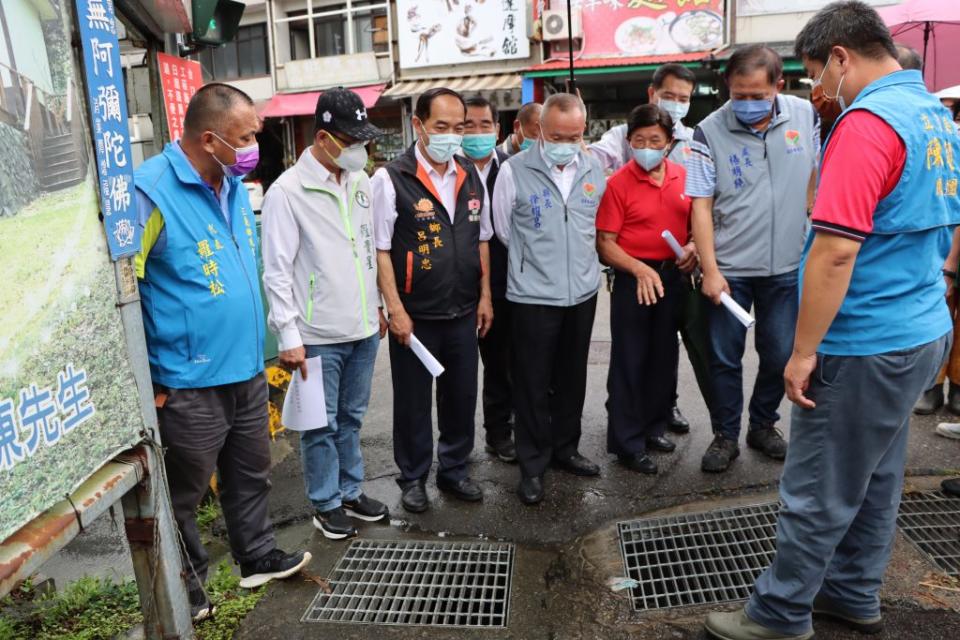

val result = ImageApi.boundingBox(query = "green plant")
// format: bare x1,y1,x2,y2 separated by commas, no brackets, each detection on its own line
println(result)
194,561,267,640
196,499,223,530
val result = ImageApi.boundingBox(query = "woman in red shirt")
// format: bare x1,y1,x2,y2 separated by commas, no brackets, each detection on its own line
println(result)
596,104,697,475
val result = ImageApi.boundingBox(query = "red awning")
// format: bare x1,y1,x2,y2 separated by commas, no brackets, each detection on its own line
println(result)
527,52,710,73
260,84,387,118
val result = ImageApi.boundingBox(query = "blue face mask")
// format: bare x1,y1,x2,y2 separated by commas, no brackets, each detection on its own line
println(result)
731,99,773,125
461,133,497,160
422,132,463,163
633,147,666,172
542,141,579,167
519,137,535,151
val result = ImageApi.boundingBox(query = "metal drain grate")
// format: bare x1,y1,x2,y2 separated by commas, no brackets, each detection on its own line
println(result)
303,540,514,628
897,491,960,576
618,502,779,611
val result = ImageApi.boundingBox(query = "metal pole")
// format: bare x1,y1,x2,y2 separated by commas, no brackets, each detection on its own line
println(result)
565,0,575,93
922,21,931,79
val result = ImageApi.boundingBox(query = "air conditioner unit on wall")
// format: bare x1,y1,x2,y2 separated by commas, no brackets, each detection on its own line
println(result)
542,9,583,42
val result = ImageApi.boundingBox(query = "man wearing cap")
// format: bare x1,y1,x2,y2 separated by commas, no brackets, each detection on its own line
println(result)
460,95,516,464
261,88,390,540
371,87,494,513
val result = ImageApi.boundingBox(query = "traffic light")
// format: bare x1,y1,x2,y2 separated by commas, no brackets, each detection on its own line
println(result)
191,0,245,46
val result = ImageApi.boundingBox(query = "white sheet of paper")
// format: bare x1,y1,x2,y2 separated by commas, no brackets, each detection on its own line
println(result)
409,334,445,377
662,229,756,329
281,356,328,431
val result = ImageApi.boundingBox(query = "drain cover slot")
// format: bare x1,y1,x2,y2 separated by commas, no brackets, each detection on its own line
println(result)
897,491,960,576
303,540,514,627
618,502,779,611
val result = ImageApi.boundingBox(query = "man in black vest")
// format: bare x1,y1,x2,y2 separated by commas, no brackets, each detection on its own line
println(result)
372,88,494,513
460,95,516,463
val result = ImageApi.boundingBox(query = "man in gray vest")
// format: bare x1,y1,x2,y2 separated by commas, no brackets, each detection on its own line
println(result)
492,93,607,505
687,45,819,473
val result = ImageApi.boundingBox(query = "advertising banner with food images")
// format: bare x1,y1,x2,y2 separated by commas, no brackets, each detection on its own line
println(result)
397,0,530,69
562,0,724,58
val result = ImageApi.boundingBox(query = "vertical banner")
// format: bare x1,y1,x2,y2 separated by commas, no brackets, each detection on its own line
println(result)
157,53,203,142
74,0,139,260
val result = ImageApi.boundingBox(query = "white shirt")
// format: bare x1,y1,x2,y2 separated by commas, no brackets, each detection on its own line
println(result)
461,151,500,215
371,144,493,250
492,145,581,247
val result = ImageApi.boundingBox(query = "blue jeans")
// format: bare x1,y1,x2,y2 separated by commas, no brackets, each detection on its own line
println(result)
746,334,949,635
706,270,798,440
301,334,379,512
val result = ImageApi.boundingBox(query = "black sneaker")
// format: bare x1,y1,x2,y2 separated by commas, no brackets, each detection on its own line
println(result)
746,424,788,460
343,494,389,522
313,507,359,539
238,549,312,589
485,437,517,463
701,435,740,473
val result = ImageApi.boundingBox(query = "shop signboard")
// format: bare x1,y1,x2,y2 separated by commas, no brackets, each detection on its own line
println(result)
559,0,725,59
0,0,145,543
397,0,530,69
158,52,203,142
736,0,897,17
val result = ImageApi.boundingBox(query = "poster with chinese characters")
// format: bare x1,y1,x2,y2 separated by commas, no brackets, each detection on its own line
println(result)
0,0,144,542
396,0,530,70
158,53,203,142
76,0,139,260
557,0,725,59
736,0,896,17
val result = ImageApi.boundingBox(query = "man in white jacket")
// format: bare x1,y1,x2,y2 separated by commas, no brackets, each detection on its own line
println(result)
261,88,389,540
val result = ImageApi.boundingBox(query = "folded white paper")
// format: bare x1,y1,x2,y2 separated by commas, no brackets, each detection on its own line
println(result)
281,356,328,431
410,334,445,377
661,229,755,329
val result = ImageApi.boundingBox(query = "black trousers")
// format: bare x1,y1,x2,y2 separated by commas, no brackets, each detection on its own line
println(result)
157,375,275,600
478,297,514,444
607,267,682,456
390,312,478,485
511,294,597,478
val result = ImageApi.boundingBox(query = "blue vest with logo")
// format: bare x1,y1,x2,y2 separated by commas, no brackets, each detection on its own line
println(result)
135,143,265,388
825,70,960,233
808,70,960,355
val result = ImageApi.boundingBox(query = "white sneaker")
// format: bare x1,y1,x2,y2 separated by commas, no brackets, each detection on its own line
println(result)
936,422,960,440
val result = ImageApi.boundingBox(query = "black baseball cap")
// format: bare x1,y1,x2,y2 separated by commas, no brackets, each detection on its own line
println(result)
314,87,382,142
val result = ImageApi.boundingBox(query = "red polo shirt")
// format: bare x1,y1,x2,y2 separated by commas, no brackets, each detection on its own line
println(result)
596,158,691,260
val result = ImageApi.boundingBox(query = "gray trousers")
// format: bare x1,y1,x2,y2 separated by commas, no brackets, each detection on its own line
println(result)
157,374,276,598
746,334,950,635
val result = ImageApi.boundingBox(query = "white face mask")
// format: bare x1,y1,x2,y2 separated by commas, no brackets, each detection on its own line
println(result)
815,54,848,111
657,98,690,123
324,132,368,173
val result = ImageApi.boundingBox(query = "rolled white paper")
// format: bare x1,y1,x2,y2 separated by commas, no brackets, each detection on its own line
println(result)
660,230,756,329
410,334,445,377
720,292,756,328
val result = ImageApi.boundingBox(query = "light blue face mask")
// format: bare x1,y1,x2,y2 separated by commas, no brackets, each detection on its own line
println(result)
731,99,773,125
422,132,463,163
461,133,497,160
633,147,666,172
519,137,535,151
542,141,579,166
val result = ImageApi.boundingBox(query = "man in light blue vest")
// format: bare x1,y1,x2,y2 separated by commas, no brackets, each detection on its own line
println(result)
704,3,960,639
135,83,309,621
492,93,607,505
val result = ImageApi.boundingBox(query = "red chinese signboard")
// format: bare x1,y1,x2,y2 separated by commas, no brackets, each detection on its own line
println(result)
157,52,203,142
551,0,725,59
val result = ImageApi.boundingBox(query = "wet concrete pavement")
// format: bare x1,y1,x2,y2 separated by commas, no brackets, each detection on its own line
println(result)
38,289,960,639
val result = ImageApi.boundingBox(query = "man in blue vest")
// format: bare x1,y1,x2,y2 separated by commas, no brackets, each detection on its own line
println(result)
704,3,960,639
135,83,309,621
